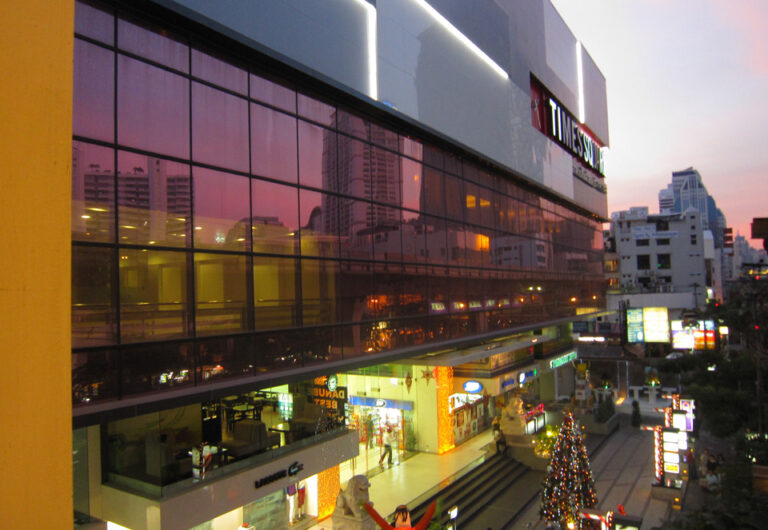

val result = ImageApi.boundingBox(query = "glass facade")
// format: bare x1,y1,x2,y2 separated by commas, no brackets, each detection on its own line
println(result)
72,1,604,407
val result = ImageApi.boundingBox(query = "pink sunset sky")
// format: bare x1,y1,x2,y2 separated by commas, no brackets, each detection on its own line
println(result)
551,0,768,245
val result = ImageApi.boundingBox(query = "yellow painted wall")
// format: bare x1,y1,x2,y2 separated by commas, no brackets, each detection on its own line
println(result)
0,0,74,526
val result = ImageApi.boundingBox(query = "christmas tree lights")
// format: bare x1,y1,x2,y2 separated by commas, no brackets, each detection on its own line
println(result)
540,412,597,529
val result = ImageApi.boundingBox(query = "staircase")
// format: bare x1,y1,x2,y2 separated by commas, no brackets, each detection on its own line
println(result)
408,452,541,529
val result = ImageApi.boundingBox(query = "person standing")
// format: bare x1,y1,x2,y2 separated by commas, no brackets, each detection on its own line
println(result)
380,427,394,468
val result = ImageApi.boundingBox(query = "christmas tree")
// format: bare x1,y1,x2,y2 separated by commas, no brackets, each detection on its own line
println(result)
540,412,597,529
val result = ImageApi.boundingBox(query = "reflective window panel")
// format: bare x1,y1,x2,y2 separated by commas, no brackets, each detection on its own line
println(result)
72,245,116,347
193,167,250,251
72,141,115,242
250,103,298,183
194,252,248,335
192,82,249,172
119,249,189,342
253,256,298,330
73,39,114,142
251,178,299,255
117,151,190,247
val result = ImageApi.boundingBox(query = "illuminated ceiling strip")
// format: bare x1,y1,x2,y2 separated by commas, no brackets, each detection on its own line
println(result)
352,0,378,100
576,41,585,123
411,0,509,80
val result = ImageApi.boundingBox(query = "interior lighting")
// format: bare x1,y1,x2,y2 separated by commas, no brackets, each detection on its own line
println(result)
570,297,577,303
410,0,508,80
87,207,108,212
195,226,203,230
80,214,91,219
351,0,378,99
576,41,585,123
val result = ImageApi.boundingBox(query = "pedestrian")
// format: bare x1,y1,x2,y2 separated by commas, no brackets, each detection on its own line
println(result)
379,426,394,468
685,448,697,480
495,427,508,456
492,416,500,435
706,453,718,474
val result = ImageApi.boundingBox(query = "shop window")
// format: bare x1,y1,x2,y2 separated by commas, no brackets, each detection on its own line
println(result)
637,254,650,270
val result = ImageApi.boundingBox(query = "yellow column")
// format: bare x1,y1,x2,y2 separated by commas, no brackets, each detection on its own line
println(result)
436,366,455,454
317,465,340,521
0,0,74,526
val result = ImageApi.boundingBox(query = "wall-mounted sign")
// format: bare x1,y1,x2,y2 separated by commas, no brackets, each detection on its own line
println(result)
546,97,605,176
518,369,537,385
549,351,578,369
254,461,304,488
462,381,483,393
429,301,447,314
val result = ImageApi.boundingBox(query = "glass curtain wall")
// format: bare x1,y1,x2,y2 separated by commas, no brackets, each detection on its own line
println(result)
72,0,605,406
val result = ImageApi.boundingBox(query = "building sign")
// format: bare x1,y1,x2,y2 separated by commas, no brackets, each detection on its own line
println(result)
643,307,670,343
549,351,578,369
254,461,304,489
429,301,447,314
312,384,347,412
462,380,483,393
627,308,644,343
531,76,605,178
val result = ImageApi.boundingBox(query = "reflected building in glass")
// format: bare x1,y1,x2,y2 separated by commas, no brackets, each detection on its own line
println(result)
56,0,613,528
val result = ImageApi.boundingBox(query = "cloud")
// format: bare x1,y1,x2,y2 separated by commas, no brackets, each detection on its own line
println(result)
712,0,768,76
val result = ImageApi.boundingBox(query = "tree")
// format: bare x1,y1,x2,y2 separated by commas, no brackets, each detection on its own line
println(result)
540,412,597,528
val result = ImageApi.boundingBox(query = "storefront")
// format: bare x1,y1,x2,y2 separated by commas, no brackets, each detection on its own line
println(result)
449,379,493,445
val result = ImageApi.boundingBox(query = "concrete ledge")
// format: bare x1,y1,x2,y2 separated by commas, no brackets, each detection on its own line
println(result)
651,483,685,507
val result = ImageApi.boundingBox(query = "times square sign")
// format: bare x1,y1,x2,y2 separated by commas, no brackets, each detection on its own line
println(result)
547,96,605,176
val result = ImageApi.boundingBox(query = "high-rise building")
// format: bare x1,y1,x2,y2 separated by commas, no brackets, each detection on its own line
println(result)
3,1,610,528
658,167,726,247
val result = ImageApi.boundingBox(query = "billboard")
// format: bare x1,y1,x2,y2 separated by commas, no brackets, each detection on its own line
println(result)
627,308,644,343
627,307,669,343
671,320,715,350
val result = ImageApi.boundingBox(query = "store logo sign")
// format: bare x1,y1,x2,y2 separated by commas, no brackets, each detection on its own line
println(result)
463,381,482,393
375,399,387,408
547,98,605,176
254,461,304,489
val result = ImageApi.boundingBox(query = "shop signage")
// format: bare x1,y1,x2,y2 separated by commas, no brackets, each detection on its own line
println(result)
429,301,447,314
462,381,483,393
484,299,496,309
312,384,347,411
518,369,537,385
254,461,304,489
350,396,414,411
468,300,483,310
524,403,545,420
549,351,578,369
547,97,605,176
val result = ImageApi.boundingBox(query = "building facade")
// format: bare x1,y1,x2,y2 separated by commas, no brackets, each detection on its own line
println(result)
3,1,610,528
